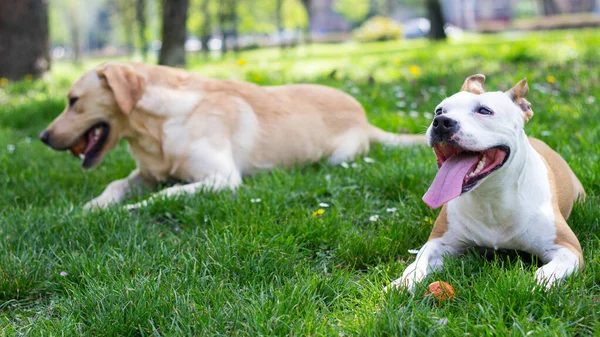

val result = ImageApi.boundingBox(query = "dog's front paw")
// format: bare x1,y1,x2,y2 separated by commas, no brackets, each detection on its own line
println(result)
385,263,425,293
534,265,568,290
83,199,110,212
385,277,416,293
534,253,579,290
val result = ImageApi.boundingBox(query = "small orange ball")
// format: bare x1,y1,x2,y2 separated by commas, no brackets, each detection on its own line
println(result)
70,137,87,157
424,281,455,301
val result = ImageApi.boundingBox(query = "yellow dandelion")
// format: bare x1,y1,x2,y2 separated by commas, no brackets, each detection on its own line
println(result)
312,209,325,217
237,58,247,66
0,78,8,86
546,75,556,84
24,74,33,81
409,65,421,77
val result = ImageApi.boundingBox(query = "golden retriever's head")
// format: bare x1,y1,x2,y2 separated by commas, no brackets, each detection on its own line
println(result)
40,62,145,169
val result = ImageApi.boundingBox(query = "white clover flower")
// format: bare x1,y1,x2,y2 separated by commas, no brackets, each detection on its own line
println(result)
586,96,595,104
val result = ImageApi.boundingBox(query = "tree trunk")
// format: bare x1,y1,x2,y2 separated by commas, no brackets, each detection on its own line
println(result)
124,17,135,57
300,0,312,44
0,0,50,81
232,0,238,54
276,0,284,49
200,0,211,57
159,0,189,67
136,0,148,61
426,0,446,40
218,1,228,55
67,4,82,66
538,0,560,15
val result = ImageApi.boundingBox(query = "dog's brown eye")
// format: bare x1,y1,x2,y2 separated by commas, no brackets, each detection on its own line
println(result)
69,97,78,106
477,106,493,115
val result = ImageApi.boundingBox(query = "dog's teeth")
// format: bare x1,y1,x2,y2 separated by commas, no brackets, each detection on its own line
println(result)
79,154,85,160
468,155,487,178
94,128,101,136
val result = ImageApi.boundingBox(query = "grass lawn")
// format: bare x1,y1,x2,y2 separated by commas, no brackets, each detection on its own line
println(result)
1,30,599,335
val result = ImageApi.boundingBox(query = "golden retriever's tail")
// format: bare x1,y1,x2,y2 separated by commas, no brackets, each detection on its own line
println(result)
367,125,427,147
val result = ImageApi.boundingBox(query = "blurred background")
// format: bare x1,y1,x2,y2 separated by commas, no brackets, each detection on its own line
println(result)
1,0,600,81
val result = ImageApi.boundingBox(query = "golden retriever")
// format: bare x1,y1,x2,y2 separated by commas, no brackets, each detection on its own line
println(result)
40,62,425,210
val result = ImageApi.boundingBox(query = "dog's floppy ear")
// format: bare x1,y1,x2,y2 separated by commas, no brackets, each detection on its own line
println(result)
506,78,533,123
97,63,145,114
461,74,486,94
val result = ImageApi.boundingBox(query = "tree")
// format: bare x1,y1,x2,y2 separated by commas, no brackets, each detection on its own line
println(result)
425,0,446,40
112,0,136,57
50,0,109,64
136,0,149,61
67,1,82,64
236,0,277,35
159,0,189,67
217,0,238,54
281,0,308,47
333,0,370,27
276,0,284,48
199,0,212,56
231,0,239,53
0,0,50,80
537,0,560,15
299,0,312,44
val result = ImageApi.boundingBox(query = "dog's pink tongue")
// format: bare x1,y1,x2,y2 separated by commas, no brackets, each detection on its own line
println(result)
422,153,480,209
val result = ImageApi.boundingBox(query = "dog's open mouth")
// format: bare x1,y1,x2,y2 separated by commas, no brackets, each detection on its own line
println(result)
422,142,510,209
69,122,110,169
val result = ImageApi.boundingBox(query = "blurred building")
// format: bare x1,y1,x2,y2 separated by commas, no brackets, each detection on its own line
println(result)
310,0,350,34
443,0,599,30
442,0,517,30
309,0,422,36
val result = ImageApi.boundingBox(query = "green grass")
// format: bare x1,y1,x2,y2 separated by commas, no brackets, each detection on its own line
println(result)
1,30,599,335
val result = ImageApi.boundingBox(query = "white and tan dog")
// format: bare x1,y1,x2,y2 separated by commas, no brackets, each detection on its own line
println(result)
40,62,425,210
389,74,585,291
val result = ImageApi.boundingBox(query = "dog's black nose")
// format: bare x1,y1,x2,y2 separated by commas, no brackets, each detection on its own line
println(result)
39,130,51,145
432,116,459,138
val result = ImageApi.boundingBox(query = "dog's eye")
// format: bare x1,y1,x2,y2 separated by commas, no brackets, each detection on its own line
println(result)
477,106,493,115
435,108,443,115
69,97,79,106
